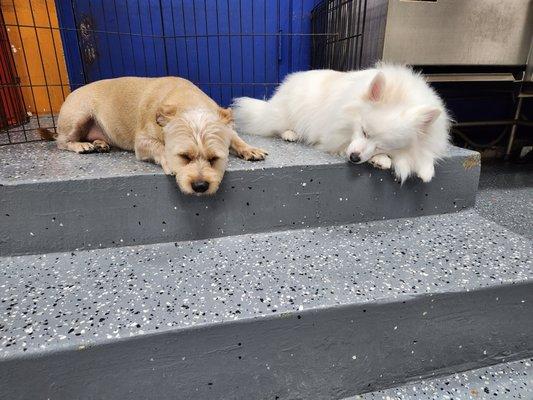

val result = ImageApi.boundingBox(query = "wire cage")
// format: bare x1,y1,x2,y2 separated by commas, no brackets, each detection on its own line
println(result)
311,0,367,71
0,0,372,146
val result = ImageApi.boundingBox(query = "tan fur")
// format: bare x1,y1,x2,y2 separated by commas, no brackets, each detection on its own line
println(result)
44,76,267,195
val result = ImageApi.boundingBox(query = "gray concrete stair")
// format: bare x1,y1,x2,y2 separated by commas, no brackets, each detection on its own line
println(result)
0,211,531,399
0,137,480,256
350,357,533,399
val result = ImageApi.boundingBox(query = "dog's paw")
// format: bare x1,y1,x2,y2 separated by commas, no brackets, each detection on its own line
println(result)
92,140,110,153
238,146,268,161
72,142,96,154
417,164,435,183
159,155,174,175
392,158,412,184
281,130,299,142
369,154,392,170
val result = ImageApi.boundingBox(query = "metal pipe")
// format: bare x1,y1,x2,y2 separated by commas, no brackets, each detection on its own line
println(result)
525,37,533,82
454,119,532,128
505,96,524,159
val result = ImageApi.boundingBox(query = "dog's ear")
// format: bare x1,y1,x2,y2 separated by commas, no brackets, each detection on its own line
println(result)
367,72,385,102
218,107,233,124
413,106,441,132
156,104,177,127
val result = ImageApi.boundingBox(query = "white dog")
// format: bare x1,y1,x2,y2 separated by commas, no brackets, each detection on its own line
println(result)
232,64,450,182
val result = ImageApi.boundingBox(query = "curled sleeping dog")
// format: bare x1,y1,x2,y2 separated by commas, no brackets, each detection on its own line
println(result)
233,64,450,183
40,77,267,195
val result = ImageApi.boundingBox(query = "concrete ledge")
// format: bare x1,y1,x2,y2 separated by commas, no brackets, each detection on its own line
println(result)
0,212,530,399
0,137,480,256
1,285,531,400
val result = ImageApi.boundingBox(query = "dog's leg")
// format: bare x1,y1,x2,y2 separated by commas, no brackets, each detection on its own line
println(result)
56,115,101,154
281,130,300,142
391,156,412,184
230,132,268,161
369,154,392,170
135,137,172,175
57,141,97,154
85,122,110,152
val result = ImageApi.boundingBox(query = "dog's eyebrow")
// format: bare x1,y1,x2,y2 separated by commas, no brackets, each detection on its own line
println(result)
177,151,196,159
204,151,222,159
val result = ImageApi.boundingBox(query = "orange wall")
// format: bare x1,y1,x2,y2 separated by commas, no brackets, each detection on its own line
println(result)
1,0,70,115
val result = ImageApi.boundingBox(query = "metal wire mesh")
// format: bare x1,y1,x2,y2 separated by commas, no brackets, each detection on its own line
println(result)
311,0,367,71
0,0,366,146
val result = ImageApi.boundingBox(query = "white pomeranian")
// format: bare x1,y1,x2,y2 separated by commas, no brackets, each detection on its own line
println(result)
232,64,450,182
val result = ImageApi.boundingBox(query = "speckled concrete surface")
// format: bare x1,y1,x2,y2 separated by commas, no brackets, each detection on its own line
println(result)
0,136,336,184
351,358,533,399
0,138,472,185
0,210,530,358
475,163,533,239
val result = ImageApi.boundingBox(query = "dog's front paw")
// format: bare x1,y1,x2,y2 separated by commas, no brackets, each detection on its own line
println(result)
159,156,174,175
238,146,268,161
416,164,435,183
369,154,392,170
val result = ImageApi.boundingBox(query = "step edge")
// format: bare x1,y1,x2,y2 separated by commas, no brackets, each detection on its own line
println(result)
1,279,530,363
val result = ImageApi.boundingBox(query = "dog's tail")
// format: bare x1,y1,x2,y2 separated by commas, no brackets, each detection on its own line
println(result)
232,97,285,137
38,128,57,141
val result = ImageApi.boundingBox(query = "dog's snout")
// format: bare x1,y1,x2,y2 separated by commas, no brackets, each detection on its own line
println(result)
191,180,210,193
349,153,361,164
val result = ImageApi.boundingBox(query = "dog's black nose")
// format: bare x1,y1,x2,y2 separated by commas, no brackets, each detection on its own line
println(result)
192,181,209,193
349,153,361,164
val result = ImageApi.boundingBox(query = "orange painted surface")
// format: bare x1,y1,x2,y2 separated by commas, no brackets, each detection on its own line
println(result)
1,0,70,115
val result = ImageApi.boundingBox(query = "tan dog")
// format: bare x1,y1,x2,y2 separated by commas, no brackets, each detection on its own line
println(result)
39,77,267,195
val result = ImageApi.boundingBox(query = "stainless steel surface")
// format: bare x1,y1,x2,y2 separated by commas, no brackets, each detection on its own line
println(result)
382,0,533,66
425,73,517,83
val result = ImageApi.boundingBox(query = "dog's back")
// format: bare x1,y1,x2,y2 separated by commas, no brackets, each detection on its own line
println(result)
54,77,219,150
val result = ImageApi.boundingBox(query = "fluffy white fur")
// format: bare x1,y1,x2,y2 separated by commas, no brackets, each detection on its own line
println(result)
232,64,450,182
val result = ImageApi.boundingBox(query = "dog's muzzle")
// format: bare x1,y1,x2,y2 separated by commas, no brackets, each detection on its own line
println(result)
349,153,361,164
191,180,210,193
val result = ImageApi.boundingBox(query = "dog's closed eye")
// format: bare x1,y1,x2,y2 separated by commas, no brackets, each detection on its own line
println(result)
179,153,193,163
208,156,219,166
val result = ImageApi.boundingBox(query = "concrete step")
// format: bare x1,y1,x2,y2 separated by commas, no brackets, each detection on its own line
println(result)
350,357,533,399
0,211,531,400
0,137,480,256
